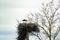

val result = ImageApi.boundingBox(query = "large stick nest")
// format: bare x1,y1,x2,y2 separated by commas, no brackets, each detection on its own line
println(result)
18,23,39,32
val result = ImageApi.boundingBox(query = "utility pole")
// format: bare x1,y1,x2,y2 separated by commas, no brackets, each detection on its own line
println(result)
26,32,29,40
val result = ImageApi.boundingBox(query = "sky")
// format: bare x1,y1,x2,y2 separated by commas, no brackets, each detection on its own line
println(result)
0,0,59,40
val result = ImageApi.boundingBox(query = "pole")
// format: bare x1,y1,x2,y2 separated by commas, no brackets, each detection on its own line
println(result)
26,32,29,40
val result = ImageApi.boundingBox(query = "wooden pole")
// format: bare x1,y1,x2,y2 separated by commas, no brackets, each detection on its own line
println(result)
26,32,29,40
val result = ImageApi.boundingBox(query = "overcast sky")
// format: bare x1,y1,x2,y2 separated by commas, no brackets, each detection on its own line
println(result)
0,0,53,31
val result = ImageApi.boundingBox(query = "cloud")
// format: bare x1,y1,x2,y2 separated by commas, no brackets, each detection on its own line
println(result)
0,0,44,9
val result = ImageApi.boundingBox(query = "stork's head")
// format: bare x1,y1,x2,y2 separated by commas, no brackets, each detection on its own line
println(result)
22,19,27,21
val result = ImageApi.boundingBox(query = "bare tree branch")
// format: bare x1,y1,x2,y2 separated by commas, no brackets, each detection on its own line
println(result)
31,32,41,40
16,19,20,23
54,27,60,40
38,24,50,37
